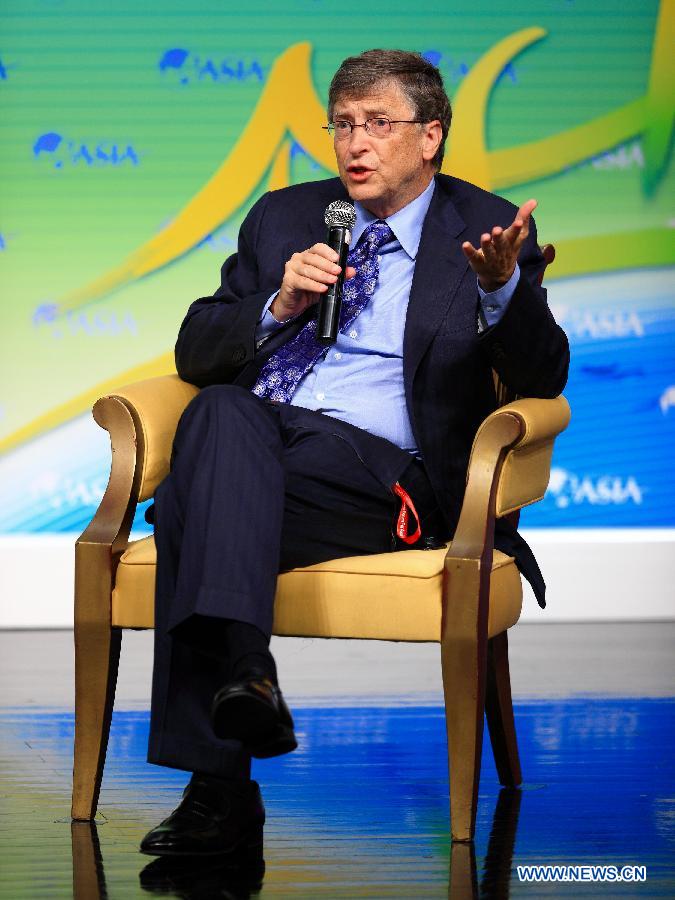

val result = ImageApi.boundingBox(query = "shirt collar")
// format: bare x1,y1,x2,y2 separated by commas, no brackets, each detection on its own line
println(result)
351,177,436,260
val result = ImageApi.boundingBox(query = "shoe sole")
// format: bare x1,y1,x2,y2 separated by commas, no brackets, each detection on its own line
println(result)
140,825,264,858
212,691,297,759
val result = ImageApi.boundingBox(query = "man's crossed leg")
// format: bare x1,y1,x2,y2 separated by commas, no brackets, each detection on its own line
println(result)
141,385,443,858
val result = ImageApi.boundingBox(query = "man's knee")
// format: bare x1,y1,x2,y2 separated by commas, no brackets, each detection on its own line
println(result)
179,384,270,430
175,384,281,462
186,383,261,415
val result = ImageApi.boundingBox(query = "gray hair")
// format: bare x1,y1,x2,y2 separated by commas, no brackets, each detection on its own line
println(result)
328,49,452,169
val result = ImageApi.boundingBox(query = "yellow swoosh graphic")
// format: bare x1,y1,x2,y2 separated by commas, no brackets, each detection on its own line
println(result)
58,4,672,314
2,226,668,456
3,2,672,454
0,353,175,455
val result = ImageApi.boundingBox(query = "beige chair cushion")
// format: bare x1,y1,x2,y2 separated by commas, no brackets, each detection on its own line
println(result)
112,537,522,640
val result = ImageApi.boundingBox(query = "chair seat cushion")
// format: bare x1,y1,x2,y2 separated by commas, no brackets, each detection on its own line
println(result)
112,537,522,641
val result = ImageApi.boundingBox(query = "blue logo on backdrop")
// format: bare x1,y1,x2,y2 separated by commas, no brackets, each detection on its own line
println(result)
592,142,644,172
32,303,138,339
197,231,237,253
0,56,15,81
523,274,675,528
290,141,321,171
551,303,645,341
158,48,266,85
30,471,108,516
660,385,675,415
33,133,140,169
546,468,644,510
422,50,517,85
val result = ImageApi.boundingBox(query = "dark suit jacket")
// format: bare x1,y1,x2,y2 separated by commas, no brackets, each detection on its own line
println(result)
174,173,570,605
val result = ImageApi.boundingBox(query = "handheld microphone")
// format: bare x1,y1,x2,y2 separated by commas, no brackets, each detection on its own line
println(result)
317,200,356,345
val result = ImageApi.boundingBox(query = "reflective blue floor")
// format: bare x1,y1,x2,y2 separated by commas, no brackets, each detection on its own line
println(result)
1,698,674,897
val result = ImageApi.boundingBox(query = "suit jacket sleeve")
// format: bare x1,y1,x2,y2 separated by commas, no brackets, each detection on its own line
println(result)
175,192,284,387
478,217,569,398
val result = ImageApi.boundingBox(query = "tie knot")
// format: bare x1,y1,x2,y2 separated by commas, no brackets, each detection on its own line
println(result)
362,220,394,250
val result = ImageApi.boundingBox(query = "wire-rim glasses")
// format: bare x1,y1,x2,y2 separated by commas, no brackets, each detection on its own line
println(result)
323,117,425,139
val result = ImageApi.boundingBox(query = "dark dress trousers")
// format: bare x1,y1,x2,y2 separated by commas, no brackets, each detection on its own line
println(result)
147,173,569,778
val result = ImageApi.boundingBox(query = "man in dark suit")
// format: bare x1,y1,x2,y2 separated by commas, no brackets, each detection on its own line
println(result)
140,49,569,859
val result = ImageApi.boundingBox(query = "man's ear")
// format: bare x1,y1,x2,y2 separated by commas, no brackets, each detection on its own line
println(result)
422,120,443,162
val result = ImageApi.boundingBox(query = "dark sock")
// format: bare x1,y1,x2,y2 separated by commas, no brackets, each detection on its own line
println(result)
192,771,251,793
225,620,278,684
172,616,277,683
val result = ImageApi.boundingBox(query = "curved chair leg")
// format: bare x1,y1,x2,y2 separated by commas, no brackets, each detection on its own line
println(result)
71,543,121,821
441,557,489,843
485,631,522,787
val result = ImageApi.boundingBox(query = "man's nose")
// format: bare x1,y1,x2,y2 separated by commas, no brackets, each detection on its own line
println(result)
347,124,371,153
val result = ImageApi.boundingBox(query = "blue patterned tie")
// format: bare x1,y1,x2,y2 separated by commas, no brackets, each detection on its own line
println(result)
252,220,394,403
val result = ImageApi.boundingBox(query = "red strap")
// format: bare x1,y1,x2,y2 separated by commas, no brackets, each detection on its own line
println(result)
393,482,421,545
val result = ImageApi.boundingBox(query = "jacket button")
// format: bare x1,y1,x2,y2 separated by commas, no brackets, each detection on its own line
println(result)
232,345,246,363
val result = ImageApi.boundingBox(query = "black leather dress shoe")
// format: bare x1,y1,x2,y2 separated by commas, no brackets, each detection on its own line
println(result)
211,674,297,759
139,775,265,857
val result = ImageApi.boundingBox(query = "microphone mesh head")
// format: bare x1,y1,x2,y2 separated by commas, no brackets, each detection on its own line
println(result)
324,200,356,229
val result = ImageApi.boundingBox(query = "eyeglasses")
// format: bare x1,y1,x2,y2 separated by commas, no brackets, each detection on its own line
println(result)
323,117,425,139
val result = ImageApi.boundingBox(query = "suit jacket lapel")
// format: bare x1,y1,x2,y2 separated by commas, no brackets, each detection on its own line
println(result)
403,180,469,391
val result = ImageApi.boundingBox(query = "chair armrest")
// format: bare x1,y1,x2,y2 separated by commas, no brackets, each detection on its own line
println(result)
487,396,571,516
77,374,199,550
449,396,570,562
105,375,200,502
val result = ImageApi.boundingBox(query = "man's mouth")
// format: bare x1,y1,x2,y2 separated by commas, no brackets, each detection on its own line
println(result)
347,165,374,181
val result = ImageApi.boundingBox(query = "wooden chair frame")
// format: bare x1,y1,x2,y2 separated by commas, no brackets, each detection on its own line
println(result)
71,241,567,843
71,382,569,843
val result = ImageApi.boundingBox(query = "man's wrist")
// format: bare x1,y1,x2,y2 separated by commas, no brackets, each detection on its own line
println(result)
255,293,293,343
478,273,511,294
476,263,520,330
270,296,294,323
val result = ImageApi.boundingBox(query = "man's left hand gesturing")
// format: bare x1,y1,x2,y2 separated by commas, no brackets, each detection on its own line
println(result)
461,198,537,293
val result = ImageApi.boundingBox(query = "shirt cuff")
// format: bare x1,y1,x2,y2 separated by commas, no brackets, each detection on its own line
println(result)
477,263,520,329
255,293,289,342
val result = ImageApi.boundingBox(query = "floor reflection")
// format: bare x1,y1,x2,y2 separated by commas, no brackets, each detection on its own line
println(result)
449,789,521,900
138,854,265,899
71,820,106,900
72,819,265,898
5,699,674,896
72,788,522,899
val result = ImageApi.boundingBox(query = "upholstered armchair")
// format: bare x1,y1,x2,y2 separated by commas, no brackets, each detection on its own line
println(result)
71,364,569,841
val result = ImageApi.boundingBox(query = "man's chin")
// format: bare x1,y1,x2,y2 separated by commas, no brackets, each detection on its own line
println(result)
342,180,382,205
338,173,392,216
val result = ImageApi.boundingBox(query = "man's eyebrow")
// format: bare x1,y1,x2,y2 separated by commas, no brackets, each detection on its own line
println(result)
333,104,392,120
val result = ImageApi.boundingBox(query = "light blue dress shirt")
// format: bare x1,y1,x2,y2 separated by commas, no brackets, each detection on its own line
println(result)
255,178,518,454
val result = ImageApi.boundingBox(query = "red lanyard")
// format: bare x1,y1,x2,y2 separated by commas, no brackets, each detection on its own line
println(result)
393,482,421,545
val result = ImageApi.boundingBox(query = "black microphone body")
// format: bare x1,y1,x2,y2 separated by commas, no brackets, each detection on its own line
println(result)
317,200,356,345
317,224,350,345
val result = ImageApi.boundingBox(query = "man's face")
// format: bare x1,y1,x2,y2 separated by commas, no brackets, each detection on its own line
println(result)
331,80,442,219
